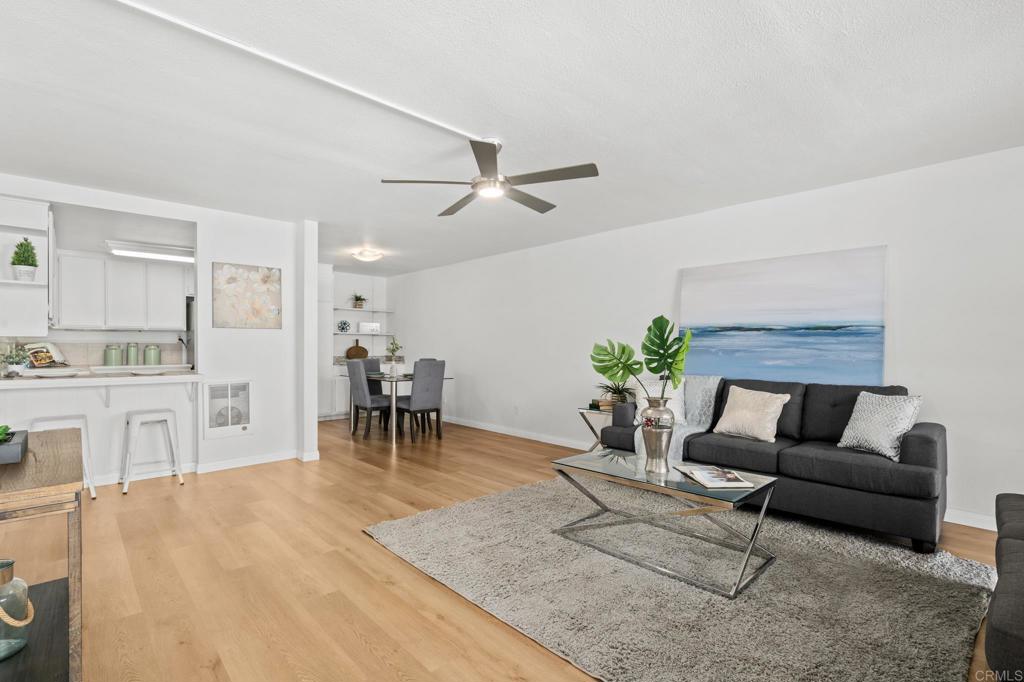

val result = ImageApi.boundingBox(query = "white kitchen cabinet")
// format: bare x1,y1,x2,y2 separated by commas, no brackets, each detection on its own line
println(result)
58,253,106,328
105,259,147,328
146,262,186,329
55,250,186,330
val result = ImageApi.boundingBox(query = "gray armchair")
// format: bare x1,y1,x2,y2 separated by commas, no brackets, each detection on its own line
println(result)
600,402,638,450
396,359,445,442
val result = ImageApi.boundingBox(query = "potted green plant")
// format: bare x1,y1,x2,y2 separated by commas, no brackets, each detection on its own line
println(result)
596,381,637,403
10,238,38,282
591,315,692,474
1,346,30,375
385,337,403,363
351,292,367,309
0,423,29,464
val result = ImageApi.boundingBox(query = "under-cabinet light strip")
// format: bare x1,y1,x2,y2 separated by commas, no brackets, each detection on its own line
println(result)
107,0,482,141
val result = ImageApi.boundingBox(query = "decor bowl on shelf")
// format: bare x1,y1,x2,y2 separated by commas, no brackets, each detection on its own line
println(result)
337,320,351,333
10,238,37,282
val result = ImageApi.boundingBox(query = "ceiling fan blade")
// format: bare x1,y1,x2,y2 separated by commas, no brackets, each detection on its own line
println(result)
506,163,598,186
438,192,477,216
505,187,556,214
469,139,499,178
381,179,471,185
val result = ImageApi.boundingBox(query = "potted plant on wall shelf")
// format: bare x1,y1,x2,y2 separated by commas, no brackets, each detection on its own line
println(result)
10,238,38,282
351,292,367,309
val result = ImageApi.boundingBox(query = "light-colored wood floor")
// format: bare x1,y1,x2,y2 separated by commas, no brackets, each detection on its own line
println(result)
0,419,998,681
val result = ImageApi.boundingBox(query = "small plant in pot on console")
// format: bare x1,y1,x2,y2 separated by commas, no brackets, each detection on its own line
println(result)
591,316,692,476
10,238,38,282
596,381,636,403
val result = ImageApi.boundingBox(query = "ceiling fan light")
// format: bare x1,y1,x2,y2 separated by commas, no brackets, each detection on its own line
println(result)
475,179,505,198
352,248,383,262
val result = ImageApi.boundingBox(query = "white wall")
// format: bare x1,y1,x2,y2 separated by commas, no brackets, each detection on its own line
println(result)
389,145,1024,529
0,172,307,473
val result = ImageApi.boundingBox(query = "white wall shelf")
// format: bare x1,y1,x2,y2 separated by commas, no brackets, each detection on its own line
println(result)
334,332,394,337
333,307,392,313
0,279,47,287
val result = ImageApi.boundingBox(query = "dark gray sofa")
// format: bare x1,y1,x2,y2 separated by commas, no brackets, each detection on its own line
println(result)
599,378,947,552
986,493,1024,677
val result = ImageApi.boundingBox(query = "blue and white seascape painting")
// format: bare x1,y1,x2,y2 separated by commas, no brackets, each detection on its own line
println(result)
678,246,885,385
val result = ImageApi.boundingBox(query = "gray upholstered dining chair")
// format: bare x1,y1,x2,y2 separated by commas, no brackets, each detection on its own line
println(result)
347,360,391,439
363,358,386,425
395,359,445,442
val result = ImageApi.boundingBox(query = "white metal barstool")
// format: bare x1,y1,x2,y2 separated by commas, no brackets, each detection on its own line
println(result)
29,414,97,499
119,409,185,494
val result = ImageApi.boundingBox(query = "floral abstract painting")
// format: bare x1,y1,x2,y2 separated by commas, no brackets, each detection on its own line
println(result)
678,246,885,384
212,262,282,329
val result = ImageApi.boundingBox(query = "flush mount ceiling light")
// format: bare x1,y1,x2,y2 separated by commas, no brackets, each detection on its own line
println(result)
352,248,384,262
106,240,195,263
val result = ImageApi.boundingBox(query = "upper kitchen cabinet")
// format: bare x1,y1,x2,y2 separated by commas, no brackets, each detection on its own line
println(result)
0,195,49,336
145,261,186,329
105,258,147,328
57,252,106,328
55,252,189,330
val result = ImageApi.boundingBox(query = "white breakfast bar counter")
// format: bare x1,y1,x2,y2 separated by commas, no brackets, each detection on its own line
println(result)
0,371,203,486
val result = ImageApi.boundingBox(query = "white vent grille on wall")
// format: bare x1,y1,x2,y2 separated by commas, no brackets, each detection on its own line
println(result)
204,380,252,439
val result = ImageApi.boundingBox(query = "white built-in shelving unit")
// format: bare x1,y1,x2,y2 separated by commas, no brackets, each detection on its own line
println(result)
0,194,51,335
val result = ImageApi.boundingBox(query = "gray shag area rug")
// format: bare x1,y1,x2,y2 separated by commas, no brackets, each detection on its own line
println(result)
365,478,995,682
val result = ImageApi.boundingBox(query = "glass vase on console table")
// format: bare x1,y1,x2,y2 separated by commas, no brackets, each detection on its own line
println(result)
640,398,674,476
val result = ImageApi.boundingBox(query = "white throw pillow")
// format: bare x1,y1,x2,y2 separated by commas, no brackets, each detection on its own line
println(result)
838,392,922,462
713,386,791,443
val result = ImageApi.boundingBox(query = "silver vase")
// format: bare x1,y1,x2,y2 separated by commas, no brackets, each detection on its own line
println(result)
640,397,674,476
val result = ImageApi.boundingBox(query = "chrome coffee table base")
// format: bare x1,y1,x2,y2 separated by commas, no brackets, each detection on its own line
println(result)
553,470,776,599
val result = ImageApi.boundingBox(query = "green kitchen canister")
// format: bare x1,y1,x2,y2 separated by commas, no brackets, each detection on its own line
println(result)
143,344,161,366
103,344,121,366
126,343,139,366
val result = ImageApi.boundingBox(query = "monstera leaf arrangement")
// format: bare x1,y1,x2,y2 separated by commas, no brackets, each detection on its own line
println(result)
591,315,693,399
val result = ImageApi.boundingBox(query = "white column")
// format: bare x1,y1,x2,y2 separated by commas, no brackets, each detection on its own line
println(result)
298,219,320,461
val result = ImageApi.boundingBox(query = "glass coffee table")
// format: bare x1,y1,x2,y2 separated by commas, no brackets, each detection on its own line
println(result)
551,448,777,599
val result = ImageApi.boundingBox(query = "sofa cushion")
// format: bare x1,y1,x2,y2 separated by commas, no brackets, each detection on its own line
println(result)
712,379,806,440
802,383,909,442
778,441,940,499
987,538,1024,676
601,425,637,451
996,493,1024,541
686,433,796,474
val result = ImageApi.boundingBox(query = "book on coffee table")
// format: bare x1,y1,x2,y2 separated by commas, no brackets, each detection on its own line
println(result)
675,464,754,489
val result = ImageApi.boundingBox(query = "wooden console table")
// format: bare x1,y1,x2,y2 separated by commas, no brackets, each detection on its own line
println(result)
0,429,83,681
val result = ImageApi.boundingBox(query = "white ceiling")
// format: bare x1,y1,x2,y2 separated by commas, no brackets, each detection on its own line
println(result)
1,1,1022,275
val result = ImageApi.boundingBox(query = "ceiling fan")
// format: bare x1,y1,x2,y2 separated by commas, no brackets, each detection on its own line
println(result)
381,139,598,216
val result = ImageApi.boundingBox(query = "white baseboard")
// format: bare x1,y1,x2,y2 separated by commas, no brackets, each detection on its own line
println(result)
443,416,592,451
318,412,349,421
944,508,997,531
92,462,198,487
299,449,320,462
196,450,297,474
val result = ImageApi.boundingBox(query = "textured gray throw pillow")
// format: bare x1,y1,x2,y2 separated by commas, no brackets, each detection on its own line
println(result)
838,391,922,461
